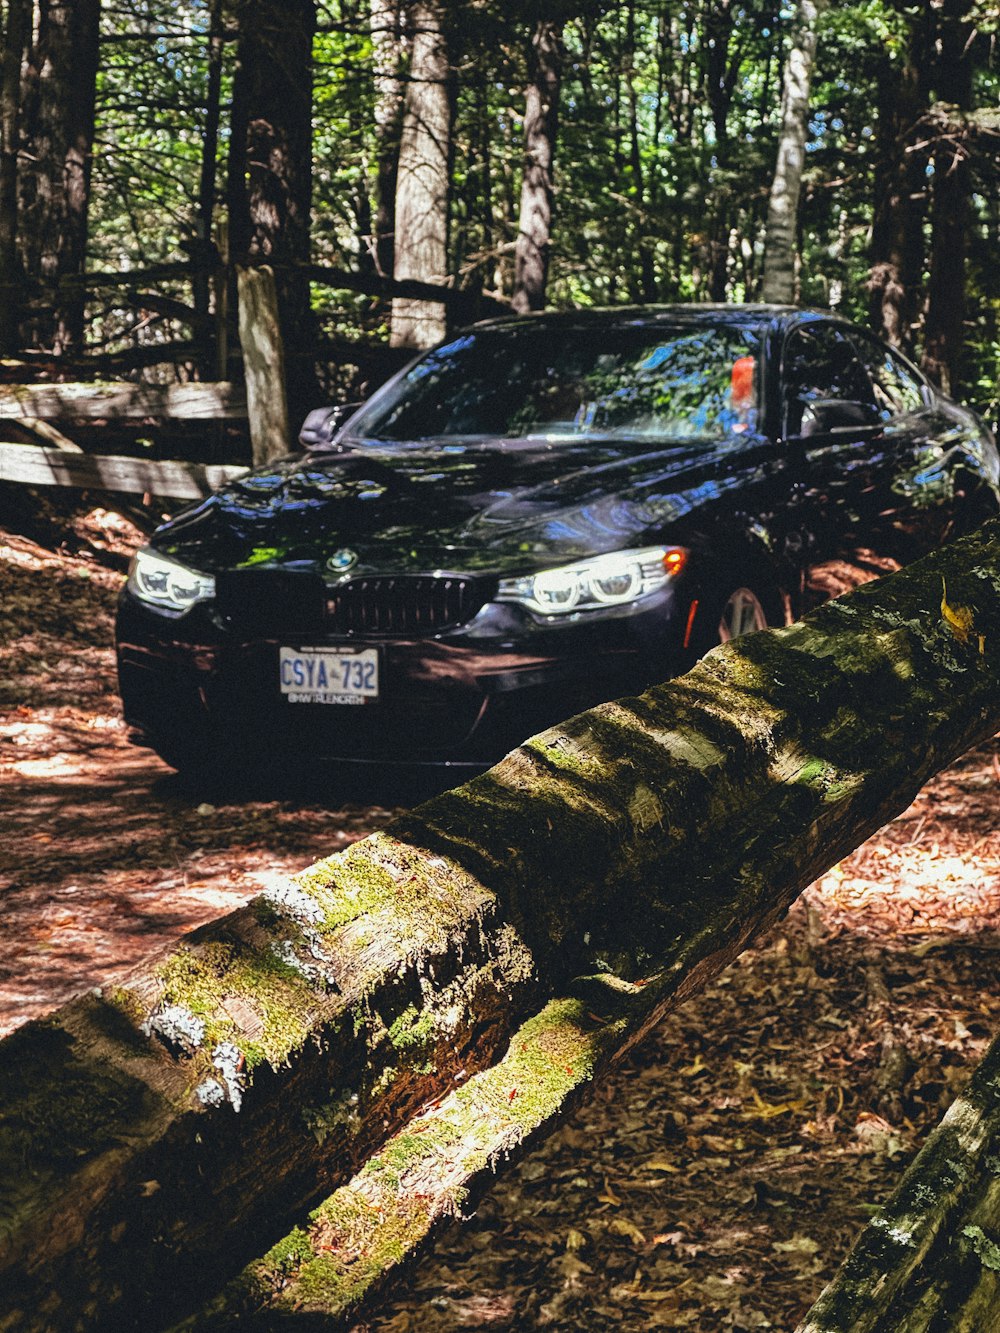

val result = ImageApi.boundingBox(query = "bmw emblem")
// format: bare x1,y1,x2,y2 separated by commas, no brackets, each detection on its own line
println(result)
326,547,359,573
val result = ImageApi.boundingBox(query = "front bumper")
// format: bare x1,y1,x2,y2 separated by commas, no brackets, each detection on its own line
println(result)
116,586,692,768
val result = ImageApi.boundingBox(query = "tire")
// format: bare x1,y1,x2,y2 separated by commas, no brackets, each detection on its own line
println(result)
716,586,771,642
686,576,783,662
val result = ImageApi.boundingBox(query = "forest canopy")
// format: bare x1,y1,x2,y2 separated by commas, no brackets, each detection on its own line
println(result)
0,0,997,418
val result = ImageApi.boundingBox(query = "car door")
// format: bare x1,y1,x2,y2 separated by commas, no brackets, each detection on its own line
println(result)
844,329,988,554
779,320,887,581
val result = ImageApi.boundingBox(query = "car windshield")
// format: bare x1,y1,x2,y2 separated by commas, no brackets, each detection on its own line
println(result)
345,322,762,445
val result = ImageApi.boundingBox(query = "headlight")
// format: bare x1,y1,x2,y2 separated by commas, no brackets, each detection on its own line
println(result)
497,546,687,616
127,548,215,613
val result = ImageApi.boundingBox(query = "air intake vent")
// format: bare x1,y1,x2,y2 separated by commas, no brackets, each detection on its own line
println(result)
215,569,326,636
327,575,492,636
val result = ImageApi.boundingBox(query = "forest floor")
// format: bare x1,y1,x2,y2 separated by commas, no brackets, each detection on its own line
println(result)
1,503,999,1332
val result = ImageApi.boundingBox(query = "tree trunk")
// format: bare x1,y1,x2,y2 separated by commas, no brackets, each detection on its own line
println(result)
192,0,226,375
867,24,928,353
390,0,451,349
921,0,975,396
0,0,31,355
16,0,100,355
3,517,1000,1332
797,1034,1000,1332
229,0,316,410
761,0,825,304
370,0,405,280
237,264,290,464
512,19,563,314
702,0,737,301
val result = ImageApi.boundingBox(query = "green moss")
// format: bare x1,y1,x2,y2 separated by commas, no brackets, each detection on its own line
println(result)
963,1225,1000,1272
156,941,317,1068
222,1225,315,1311
523,732,603,777
293,849,415,933
251,898,281,930
104,986,146,1027
273,1191,434,1314
388,1004,437,1052
262,1226,314,1277
796,757,828,785
360,1121,460,1189
369,1065,398,1099
302,1090,361,1145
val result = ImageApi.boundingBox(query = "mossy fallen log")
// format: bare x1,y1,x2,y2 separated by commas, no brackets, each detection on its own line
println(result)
796,1034,1000,1332
1,517,999,1332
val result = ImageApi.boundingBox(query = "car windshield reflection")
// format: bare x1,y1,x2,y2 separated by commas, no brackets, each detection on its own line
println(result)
345,324,762,447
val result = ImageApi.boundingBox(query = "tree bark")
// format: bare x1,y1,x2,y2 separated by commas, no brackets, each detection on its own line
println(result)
390,0,451,349
761,0,825,305
921,1,975,396
198,517,1000,1328
0,0,31,355
16,0,100,355
229,0,317,409
237,263,290,464
512,19,563,314
370,0,405,280
192,0,226,375
3,518,1000,1331
867,12,929,352
797,1035,1000,1332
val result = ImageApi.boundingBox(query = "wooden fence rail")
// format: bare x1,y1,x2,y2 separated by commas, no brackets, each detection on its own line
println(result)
1,518,999,1331
0,443,248,500
0,381,247,421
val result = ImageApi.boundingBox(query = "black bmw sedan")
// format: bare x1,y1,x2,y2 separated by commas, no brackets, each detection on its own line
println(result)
116,305,1000,774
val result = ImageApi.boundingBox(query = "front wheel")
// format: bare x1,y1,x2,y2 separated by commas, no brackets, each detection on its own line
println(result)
684,577,784,664
717,586,770,642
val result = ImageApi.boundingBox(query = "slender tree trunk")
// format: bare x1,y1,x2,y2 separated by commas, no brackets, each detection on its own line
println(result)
229,0,316,412
476,74,495,291
761,0,825,304
17,0,100,355
0,0,31,355
624,0,657,302
704,0,736,301
921,0,975,396
370,0,404,279
390,0,451,349
193,0,226,376
512,19,563,314
868,25,928,353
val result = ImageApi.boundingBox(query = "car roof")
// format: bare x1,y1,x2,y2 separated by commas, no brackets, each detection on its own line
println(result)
468,303,810,337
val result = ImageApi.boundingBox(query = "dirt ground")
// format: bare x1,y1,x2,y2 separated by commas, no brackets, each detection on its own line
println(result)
1,506,998,1331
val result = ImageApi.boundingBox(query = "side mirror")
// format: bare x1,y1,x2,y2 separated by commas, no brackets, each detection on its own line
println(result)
796,398,883,438
298,403,362,450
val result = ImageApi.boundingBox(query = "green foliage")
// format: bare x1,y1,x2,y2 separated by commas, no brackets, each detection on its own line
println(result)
25,0,1000,396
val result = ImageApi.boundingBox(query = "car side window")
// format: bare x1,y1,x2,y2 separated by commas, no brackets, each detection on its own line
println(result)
848,333,926,420
781,324,876,436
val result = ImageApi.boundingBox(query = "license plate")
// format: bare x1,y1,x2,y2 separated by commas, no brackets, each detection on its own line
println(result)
279,646,379,704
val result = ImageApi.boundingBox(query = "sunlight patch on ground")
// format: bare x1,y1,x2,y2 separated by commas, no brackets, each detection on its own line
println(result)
6,753,84,779
809,835,1000,939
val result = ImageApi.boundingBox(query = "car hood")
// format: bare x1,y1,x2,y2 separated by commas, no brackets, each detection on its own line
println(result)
153,435,767,576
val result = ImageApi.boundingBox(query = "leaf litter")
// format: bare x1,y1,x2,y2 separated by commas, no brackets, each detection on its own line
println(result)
0,515,998,1331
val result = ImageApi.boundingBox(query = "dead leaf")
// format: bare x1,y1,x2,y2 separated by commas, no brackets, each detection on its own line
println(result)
772,1234,820,1256
941,577,977,647
597,1178,623,1206
608,1217,647,1245
643,1157,680,1174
